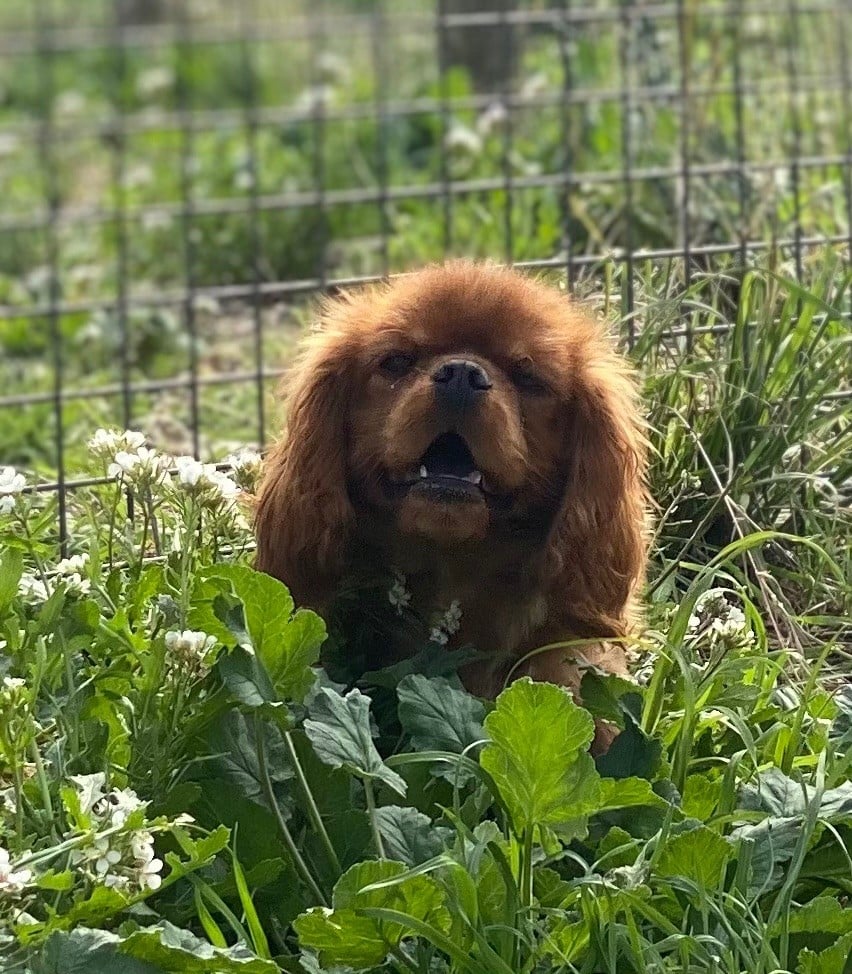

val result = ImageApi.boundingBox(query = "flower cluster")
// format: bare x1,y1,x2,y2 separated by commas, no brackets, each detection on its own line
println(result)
172,456,240,505
0,846,31,897
164,628,217,678
429,600,463,647
224,448,263,492
388,570,412,616
687,588,755,656
18,553,91,605
66,773,164,893
87,428,146,460
0,465,26,515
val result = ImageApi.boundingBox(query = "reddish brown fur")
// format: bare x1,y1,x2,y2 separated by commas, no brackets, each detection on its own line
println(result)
255,260,649,724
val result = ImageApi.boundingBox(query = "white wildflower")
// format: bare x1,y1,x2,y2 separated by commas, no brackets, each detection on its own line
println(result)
171,457,240,504
388,571,412,616
444,122,483,157
88,428,146,459
173,455,205,487
429,600,463,645
107,446,168,488
1,788,16,816
0,846,32,895
2,677,25,692
0,466,26,514
18,573,50,604
102,787,145,827
442,600,462,636
165,629,217,675
224,448,263,491
429,627,449,646
68,772,108,816
136,65,174,99
131,830,163,891
687,588,754,654
54,553,91,597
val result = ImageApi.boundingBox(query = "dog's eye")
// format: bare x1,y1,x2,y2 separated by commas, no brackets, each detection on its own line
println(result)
379,352,415,378
511,362,547,394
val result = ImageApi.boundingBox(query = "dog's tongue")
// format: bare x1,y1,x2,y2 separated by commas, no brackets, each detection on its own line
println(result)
421,433,476,477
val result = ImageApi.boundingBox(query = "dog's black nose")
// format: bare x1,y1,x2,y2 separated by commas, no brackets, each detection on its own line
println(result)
432,359,492,411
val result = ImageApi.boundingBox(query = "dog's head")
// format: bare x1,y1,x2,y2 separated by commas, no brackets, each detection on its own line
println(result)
256,260,647,623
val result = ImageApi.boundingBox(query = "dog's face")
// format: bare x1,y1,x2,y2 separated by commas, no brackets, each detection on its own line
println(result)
255,260,647,619
345,276,577,546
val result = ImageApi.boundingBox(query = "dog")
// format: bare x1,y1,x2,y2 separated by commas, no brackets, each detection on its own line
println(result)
255,260,648,743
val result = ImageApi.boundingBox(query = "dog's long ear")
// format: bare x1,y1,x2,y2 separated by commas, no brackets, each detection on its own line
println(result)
254,326,356,608
549,347,649,635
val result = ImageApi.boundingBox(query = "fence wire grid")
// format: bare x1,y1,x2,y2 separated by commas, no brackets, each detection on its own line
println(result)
0,0,851,548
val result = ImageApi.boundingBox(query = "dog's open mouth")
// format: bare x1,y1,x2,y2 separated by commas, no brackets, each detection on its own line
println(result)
388,433,486,501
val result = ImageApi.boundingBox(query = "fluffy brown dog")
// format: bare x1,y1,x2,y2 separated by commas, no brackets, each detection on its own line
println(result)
255,260,648,716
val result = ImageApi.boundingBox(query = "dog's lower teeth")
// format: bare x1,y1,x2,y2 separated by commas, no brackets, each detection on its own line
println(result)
419,466,428,479
466,471,483,485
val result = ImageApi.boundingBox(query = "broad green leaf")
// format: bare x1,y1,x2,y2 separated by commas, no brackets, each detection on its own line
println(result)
541,917,590,964
374,805,454,865
397,674,486,754
120,921,280,972
202,564,325,702
771,895,852,936
741,768,852,822
201,711,295,812
294,860,449,970
34,929,158,974
218,645,278,708
682,774,721,821
740,767,808,816
598,777,668,811
304,687,406,797
729,816,801,896
797,931,852,974
657,826,732,890
594,717,662,780
480,678,599,833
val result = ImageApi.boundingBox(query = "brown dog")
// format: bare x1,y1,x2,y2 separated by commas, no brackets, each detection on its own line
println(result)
255,261,648,727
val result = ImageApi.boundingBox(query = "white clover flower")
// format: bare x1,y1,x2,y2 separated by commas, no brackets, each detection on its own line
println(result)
0,466,26,514
388,571,412,616
0,846,32,895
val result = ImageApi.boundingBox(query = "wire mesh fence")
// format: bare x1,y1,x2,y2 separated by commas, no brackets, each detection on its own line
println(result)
0,0,850,547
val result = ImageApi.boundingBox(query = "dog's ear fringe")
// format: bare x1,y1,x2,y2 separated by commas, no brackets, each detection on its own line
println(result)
547,341,651,636
254,321,356,608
